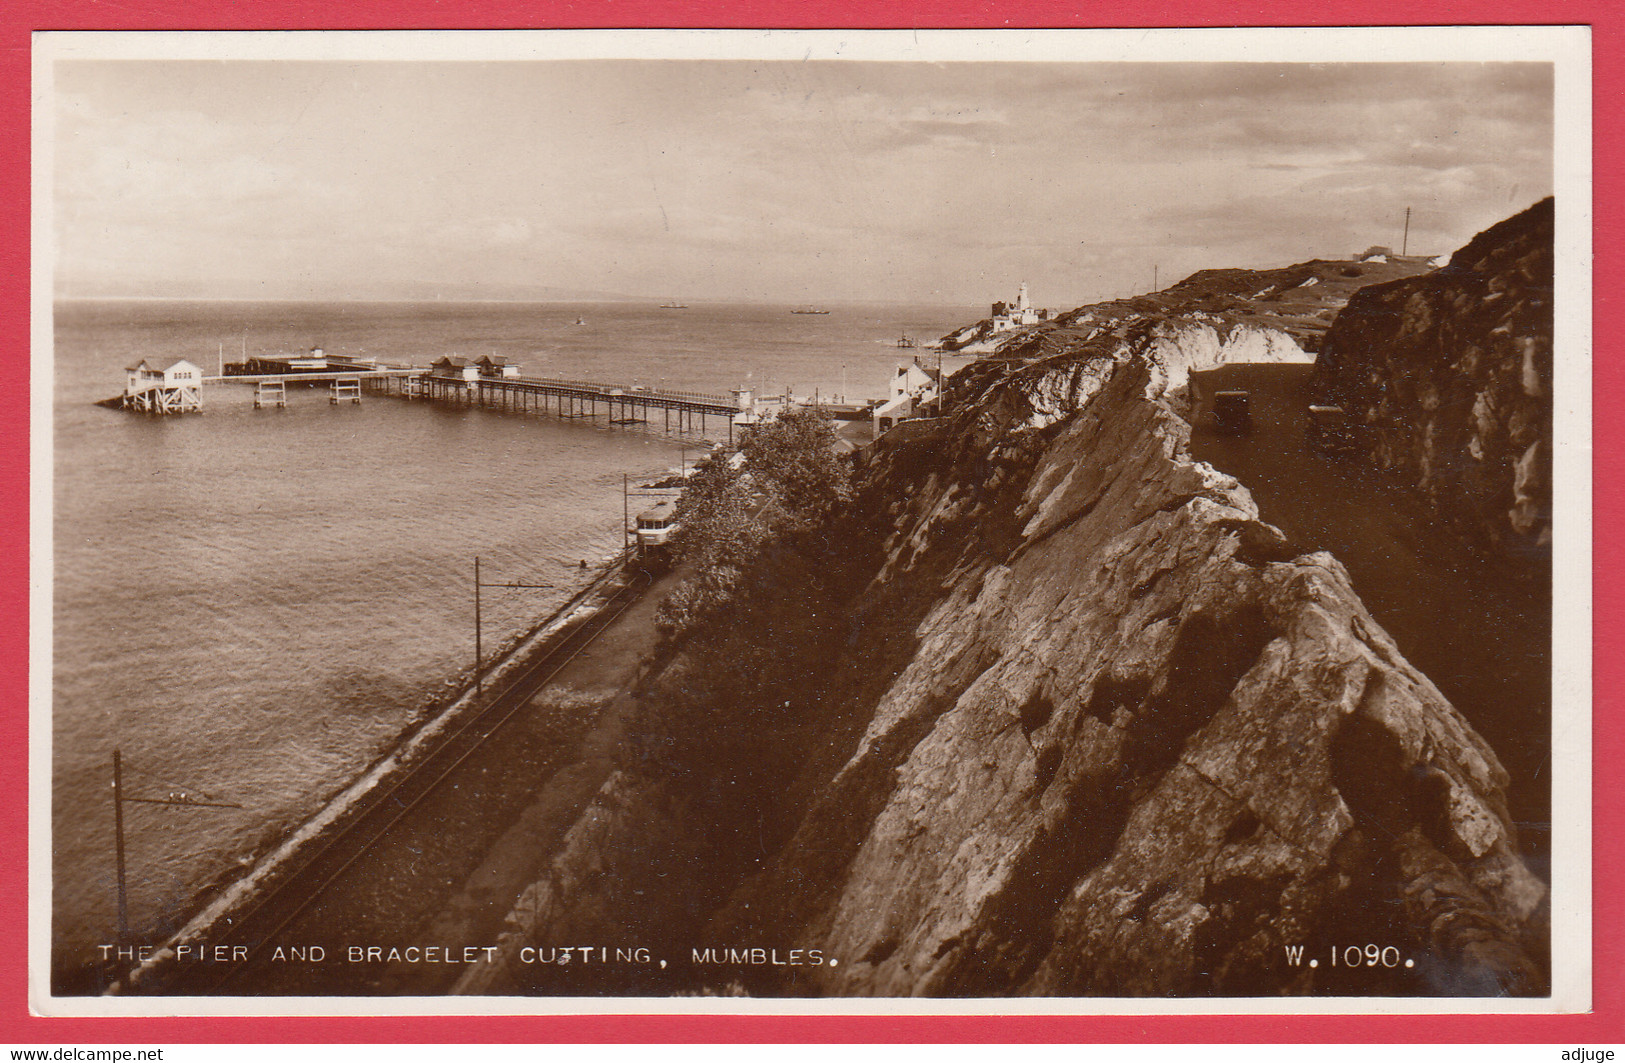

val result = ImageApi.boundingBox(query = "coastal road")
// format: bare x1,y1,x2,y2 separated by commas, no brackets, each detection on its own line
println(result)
1188,364,1551,873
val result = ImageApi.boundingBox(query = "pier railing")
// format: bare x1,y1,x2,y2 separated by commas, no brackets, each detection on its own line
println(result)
519,377,732,406
103,365,742,426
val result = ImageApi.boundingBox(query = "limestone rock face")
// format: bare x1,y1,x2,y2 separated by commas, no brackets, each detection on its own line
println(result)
940,252,1437,358
1316,198,1553,566
718,357,1544,997
467,224,1548,999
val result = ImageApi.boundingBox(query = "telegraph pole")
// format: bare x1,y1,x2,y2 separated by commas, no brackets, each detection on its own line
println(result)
937,347,944,415
472,559,556,697
111,750,243,949
1402,206,1412,256
1153,264,1159,292
112,750,129,944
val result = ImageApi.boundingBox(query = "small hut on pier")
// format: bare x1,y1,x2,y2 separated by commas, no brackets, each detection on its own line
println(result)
476,355,521,379
430,356,480,383
121,358,204,414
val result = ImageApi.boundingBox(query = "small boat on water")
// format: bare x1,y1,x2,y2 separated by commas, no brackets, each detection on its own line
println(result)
572,317,586,325
660,302,689,309
896,332,918,348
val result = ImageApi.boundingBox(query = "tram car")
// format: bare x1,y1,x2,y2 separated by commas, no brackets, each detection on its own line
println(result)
634,501,680,569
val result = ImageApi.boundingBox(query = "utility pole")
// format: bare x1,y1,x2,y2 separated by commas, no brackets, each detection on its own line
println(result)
472,560,556,697
110,750,243,949
1402,206,1412,256
624,474,630,551
1153,264,1159,292
937,347,944,416
112,750,129,944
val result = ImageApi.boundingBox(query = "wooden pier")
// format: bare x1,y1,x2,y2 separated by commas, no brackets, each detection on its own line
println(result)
253,380,285,409
99,358,209,414
99,367,423,415
117,382,202,415
99,361,746,443
388,374,744,443
229,369,418,412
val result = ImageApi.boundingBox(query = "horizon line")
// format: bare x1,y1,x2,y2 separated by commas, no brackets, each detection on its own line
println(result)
51,294,989,309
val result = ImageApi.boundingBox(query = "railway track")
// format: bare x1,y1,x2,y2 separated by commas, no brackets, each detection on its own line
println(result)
125,567,652,996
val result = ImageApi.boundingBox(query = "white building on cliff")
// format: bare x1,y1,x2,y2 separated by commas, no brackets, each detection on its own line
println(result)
989,283,1050,332
871,358,943,435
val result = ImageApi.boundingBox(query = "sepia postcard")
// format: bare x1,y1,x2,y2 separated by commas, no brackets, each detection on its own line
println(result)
29,25,1592,1020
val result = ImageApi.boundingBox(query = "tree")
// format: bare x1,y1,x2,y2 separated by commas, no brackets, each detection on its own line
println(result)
739,408,851,523
671,452,760,569
655,453,762,637
655,411,852,641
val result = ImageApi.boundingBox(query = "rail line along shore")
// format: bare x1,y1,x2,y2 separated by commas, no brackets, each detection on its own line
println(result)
95,552,651,996
42,43,1584,1018
65,200,1559,1001
438,202,1554,999
55,301,970,994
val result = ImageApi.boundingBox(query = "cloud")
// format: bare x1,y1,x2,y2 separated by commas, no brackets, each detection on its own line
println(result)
54,89,342,240
1015,63,1552,174
50,58,1558,304
744,80,1013,156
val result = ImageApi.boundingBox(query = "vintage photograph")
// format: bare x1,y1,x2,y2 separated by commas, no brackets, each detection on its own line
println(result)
34,28,1588,1010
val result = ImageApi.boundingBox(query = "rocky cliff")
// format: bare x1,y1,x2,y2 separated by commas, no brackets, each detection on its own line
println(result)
716,356,1544,996
941,252,1440,356
1315,198,1554,569
463,219,1549,999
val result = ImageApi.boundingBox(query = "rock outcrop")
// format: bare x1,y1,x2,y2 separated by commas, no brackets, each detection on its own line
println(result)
466,218,1549,999
713,356,1545,997
1316,198,1554,568
940,252,1438,357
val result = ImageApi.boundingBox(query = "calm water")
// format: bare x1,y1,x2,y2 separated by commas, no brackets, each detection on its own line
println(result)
50,298,978,973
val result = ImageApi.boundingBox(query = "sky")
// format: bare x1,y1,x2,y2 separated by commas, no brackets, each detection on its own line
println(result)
49,56,1555,308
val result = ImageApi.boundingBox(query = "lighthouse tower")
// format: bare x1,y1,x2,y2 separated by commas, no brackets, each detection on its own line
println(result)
1016,283,1031,311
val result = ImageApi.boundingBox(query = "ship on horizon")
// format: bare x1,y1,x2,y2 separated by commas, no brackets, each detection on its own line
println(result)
791,307,831,315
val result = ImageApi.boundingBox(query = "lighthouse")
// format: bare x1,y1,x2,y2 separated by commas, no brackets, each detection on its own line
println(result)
989,283,1046,333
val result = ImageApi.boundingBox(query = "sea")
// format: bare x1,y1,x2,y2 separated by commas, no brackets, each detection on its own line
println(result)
49,298,979,975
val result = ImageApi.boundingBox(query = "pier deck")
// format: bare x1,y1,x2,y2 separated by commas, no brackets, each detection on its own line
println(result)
395,374,741,442
103,365,745,442
206,369,423,385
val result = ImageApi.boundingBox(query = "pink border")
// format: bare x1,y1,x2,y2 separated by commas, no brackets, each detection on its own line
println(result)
5,0,1613,1044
